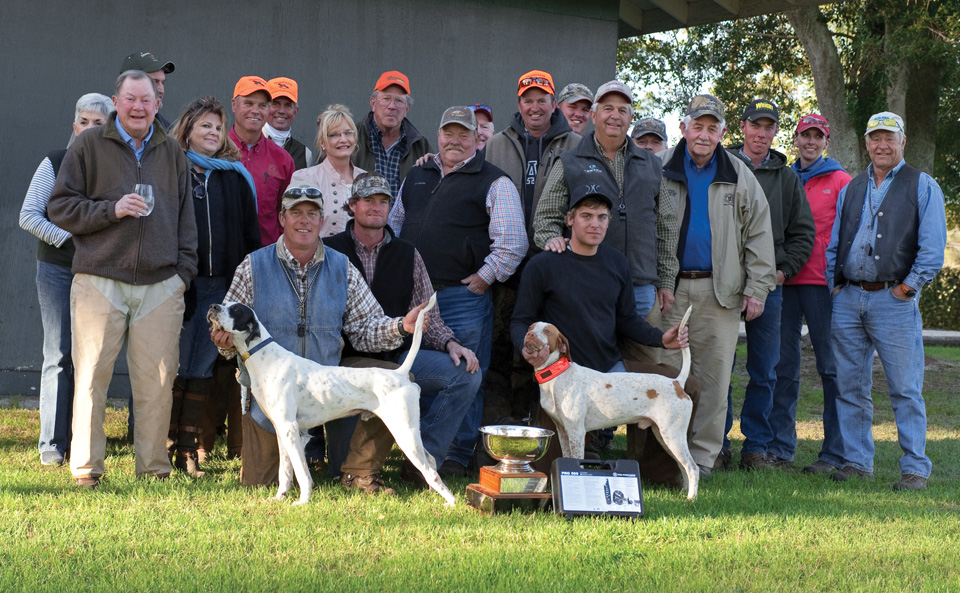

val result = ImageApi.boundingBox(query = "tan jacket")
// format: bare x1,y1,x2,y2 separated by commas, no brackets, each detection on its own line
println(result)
659,141,775,308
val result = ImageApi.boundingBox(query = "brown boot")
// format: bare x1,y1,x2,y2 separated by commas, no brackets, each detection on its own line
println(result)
174,386,210,478
175,450,206,477
168,381,186,462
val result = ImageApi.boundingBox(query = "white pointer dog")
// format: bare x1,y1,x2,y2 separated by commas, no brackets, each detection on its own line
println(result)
207,294,456,506
522,307,699,500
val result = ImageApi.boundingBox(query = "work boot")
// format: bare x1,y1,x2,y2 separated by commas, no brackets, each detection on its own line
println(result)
892,474,927,491
740,451,773,470
173,388,209,478
340,473,396,495
830,465,874,482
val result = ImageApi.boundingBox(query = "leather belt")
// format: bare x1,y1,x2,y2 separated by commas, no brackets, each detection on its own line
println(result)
848,280,900,291
432,282,448,291
679,270,712,279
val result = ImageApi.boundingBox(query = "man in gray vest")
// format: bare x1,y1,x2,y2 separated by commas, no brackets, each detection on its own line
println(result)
264,77,313,170
720,99,815,471
825,111,946,491
389,106,527,477
210,186,429,487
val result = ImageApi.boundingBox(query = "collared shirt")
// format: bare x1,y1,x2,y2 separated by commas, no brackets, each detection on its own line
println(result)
681,148,719,271
349,228,456,351
738,148,773,169
368,122,408,198
534,141,680,286
827,158,947,291
221,238,404,358
388,154,528,286
228,128,295,246
115,120,154,162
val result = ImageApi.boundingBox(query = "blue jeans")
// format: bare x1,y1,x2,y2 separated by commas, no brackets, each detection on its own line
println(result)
177,276,229,379
724,285,782,454
831,285,931,477
399,348,483,462
437,285,492,468
768,284,842,465
36,261,74,455
633,284,656,318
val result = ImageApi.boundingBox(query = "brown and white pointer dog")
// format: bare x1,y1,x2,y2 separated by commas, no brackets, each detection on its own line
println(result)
523,307,698,500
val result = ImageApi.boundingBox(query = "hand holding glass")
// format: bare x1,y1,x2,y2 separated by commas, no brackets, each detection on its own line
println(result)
133,184,155,216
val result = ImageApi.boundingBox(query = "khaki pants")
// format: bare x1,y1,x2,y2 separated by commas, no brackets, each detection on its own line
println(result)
659,278,740,467
69,273,185,478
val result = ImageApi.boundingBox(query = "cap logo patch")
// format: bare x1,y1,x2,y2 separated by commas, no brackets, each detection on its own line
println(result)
754,102,774,111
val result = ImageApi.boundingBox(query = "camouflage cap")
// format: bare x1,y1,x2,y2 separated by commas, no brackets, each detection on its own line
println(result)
352,173,392,200
631,117,668,142
686,94,725,122
557,83,594,105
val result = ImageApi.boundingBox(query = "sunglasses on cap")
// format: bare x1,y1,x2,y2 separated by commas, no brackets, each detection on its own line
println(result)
518,77,554,92
867,118,902,130
799,115,826,125
470,104,492,113
283,187,323,199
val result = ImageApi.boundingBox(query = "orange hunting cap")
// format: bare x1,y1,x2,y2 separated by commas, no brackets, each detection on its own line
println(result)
374,71,410,94
267,77,298,102
517,70,555,97
233,76,270,99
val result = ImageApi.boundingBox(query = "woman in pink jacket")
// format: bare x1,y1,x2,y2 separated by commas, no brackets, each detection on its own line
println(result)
768,114,852,473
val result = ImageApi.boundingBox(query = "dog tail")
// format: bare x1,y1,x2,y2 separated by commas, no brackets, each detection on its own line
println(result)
675,305,693,387
395,292,437,378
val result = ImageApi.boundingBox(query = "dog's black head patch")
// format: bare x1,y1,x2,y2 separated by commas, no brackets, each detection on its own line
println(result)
228,303,261,346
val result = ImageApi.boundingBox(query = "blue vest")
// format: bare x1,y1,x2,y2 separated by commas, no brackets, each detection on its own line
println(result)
246,243,348,431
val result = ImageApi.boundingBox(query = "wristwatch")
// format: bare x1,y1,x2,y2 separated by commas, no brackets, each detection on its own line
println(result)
900,283,917,298
397,318,411,337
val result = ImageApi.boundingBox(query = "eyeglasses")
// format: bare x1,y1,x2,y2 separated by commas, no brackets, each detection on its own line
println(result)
518,77,554,92
326,130,357,140
867,118,902,130
376,95,408,108
283,187,322,199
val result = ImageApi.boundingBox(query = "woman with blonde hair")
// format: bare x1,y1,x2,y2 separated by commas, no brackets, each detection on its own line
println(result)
167,96,261,475
288,104,366,237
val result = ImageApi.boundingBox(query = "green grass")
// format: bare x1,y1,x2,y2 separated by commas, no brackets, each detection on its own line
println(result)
2,346,960,592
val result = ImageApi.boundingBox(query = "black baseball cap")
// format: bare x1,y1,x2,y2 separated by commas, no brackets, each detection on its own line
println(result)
120,51,175,74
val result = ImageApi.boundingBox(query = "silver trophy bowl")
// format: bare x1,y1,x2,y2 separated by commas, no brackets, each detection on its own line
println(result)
479,425,555,473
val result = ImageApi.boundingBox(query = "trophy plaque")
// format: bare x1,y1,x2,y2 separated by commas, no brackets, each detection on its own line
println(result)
465,425,554,516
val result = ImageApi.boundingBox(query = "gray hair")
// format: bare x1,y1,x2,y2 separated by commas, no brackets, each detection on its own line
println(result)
75,93,113,122
681,114,727,130
115,70,159,99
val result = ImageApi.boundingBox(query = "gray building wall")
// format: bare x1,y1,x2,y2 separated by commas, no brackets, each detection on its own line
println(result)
0,0,618,395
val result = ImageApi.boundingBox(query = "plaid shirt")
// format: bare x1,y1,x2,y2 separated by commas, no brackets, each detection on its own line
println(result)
220,239,404,358
368,123,408,198
349,229,457,351
388,154,528,285
533,136,680,288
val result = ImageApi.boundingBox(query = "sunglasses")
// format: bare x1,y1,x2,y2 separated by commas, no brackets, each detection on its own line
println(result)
191,170,207,200
867,118,902,130
519,77,554,92
283,187,322,199
470,104,492,114
800,116,826,125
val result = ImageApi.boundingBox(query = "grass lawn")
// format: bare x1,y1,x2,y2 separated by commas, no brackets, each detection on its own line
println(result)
1,344,959,592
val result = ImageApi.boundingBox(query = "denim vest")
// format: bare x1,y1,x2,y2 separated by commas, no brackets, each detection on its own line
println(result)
247,244,348,431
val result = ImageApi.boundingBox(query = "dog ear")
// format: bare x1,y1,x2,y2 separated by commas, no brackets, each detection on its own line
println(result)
230,304,261,346
557,331,571,358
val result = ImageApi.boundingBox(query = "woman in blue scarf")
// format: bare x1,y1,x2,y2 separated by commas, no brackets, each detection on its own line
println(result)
168,97,261,476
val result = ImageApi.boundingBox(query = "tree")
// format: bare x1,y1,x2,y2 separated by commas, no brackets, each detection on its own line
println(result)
617,0,960,223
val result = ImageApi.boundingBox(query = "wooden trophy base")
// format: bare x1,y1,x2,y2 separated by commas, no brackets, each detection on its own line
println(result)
466,466,552,516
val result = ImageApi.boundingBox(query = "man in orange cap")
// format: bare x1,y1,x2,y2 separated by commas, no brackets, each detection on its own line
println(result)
228,75,295,246
353,70,431,199
263,77,313,170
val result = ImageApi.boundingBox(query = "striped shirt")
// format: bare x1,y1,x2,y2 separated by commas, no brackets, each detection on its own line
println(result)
220,238,404,358
388,154,528,286
18,157,71,247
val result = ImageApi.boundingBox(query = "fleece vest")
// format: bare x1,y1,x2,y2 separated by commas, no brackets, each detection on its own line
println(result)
400,156,504,285
833,164,920,285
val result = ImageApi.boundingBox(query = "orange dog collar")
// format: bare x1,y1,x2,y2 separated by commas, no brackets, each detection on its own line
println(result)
535,357,571,383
